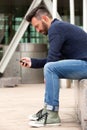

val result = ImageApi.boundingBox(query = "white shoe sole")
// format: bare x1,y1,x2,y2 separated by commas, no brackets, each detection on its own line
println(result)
29,121,61,128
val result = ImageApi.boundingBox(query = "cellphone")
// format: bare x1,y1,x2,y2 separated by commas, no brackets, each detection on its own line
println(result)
20,60,24,63
20,60,28,66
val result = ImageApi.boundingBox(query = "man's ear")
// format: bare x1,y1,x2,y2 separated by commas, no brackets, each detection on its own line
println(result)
41,15,49,23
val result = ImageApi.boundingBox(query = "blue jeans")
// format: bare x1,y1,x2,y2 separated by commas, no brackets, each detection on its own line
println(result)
44,59,87,111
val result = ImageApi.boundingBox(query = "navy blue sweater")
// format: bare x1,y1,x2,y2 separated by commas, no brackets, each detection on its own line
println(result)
31,19,87,68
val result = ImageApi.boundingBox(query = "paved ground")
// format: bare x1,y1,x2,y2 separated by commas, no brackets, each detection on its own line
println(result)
0,84,81,130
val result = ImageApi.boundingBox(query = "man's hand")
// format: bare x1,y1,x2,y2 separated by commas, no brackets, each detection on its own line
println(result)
20,57,31,68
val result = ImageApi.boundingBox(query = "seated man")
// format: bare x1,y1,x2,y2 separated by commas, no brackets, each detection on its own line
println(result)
20,4,87,127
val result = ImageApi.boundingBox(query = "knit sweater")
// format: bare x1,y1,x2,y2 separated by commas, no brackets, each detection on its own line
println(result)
31,19,87,68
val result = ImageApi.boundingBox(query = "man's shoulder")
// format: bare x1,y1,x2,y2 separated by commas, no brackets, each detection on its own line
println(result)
49,19,70,34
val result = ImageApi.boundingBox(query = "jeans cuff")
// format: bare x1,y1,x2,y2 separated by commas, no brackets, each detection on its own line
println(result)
46,105,58,111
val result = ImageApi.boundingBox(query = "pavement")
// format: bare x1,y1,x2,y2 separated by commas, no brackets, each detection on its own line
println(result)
0,83,81,130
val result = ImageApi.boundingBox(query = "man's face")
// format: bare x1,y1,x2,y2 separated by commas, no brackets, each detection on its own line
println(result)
31,17,48,35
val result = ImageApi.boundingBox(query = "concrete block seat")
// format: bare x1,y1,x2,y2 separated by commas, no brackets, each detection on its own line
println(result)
74,79,87,130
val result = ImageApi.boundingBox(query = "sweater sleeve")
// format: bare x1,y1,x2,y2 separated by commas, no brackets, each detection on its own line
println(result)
31,58,47,68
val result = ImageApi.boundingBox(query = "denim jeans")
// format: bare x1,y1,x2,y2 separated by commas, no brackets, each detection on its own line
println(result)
44,59,87,111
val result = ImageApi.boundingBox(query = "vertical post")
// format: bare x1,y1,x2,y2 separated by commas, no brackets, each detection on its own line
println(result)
69,0,75,24
53,0,57,19
83,0,87,32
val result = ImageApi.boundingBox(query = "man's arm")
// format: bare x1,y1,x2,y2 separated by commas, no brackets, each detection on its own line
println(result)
31,58,47,68
20,57,47,68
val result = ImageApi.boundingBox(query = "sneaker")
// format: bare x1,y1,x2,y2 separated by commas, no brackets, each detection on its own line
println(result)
29,110,61,127
29,108,47,121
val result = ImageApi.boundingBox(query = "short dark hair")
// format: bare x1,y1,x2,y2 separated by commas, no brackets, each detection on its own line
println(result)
26,4,52,22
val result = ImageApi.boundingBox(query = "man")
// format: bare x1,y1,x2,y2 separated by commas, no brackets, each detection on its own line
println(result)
20,4,87,127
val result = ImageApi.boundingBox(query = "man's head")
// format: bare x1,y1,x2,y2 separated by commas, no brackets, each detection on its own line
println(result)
26,5,52,35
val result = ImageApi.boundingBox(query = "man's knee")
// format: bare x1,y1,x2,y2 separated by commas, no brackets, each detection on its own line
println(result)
44,62,53,75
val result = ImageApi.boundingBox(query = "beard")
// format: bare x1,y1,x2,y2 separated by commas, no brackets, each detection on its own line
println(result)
41,21,48,35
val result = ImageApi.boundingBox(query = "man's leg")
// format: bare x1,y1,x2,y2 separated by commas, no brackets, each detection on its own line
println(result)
44,59,87,109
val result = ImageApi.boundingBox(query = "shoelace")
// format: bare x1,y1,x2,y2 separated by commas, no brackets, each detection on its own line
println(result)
36,109,43,118
37,112,48,125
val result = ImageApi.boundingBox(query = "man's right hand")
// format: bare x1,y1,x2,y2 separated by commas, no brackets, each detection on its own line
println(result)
20,57,32,68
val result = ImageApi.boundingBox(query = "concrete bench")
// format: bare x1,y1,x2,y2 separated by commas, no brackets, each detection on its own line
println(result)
74,79,87,130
